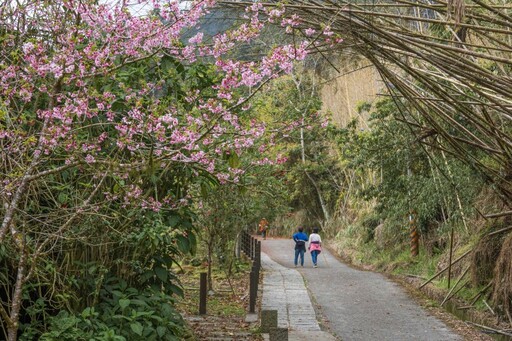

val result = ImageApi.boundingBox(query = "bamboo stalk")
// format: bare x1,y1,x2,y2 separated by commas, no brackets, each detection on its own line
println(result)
465,321,512,337
483,300,496,316
441,150,469,234
488,225,512,237
469,282,492,306
443,279,470,306
484,210,512,219
457,305,475,310
441,265,470,306
447,227,455,288
419,249,472,289
219,0,512,204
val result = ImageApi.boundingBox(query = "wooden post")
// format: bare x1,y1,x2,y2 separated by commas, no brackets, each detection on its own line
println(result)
242,231,248,255
249,235,254,260
199,272,207,315
253,237,258,260
447,226,455,288
245,231,250,255
255,240,261,269
409,210,419,257
253,263,259,290
249,268,257,313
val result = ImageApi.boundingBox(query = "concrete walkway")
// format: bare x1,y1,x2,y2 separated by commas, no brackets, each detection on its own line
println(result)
260,252,337,340
260,239,462,341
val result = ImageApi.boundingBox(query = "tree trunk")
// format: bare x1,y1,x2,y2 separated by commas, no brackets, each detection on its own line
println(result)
7,247,28,341
1,118,49,243
304,170,331,221
300,124,330,221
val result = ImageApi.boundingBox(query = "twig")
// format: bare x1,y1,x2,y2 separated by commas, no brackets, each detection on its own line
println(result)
441,265,470,306
484,210,512,219
469,282,492,306
0,304,13,329
488,225,512,237
482,300,495,316
457,305,474,310
441,280,469,306
465,321,512,337
419,249,472,289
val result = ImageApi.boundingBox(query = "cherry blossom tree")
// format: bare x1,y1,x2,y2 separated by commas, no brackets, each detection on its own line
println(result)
0,1,314,339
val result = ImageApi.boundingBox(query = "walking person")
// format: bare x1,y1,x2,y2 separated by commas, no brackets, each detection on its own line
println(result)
292,227,308,267
259,218,268,240
308,227,322,268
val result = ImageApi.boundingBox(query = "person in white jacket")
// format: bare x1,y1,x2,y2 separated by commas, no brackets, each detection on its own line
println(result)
308,227,322,268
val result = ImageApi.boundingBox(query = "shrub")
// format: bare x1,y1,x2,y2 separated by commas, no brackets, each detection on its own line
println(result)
31,279,185,341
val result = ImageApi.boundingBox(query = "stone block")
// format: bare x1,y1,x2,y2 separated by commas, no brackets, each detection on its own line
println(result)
269,327,288,341
261,309,278,333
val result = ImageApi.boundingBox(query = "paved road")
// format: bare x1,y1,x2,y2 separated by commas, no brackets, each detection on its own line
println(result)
261,238,462,341
259,252,336,341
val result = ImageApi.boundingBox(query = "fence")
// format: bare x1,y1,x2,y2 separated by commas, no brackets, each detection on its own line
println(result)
198,231,261,315
241,230,261,313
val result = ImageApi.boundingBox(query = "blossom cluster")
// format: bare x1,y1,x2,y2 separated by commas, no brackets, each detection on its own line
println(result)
0,0,337,212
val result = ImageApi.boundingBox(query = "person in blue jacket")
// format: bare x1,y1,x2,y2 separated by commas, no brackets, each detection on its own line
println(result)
292,227,308,267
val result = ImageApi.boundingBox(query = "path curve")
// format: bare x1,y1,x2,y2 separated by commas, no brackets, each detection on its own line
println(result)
261,238,462,341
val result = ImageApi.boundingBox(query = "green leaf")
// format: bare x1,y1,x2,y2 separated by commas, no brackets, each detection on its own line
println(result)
156,326,167,337
154,266,168,282
111,314,131,321
113,183,121,193
118,298,131,309
160,303,173,317
139,270,154,283
189,233,197,255
61,170,69,181
57,192,68,204
81,307,96,319
176,235,190,253
161,255,174,265
169,284,184,297
228,153,240,168
130,322,143,336
167,215,180,228
200,182,209,198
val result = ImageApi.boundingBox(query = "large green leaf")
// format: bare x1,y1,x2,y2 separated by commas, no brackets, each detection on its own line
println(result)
118,298,130,310
154,266,168,282
176,235,190,253
130,322,143,336
156,326,167,337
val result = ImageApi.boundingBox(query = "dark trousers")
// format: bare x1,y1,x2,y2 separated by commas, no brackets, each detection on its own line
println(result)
294,248,305,266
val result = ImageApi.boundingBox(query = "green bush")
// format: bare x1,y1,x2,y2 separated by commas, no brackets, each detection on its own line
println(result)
34,279,185,341
360,213,381,242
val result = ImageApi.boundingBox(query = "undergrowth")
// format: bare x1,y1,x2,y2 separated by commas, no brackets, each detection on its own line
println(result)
176,260,261,340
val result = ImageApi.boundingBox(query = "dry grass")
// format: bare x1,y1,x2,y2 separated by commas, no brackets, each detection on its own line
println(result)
492,233,512,326
470,234,502,287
